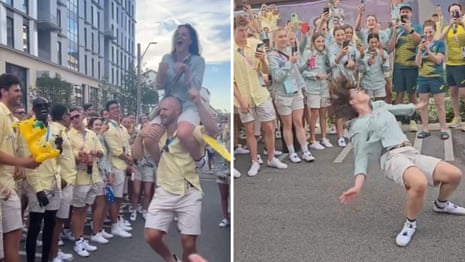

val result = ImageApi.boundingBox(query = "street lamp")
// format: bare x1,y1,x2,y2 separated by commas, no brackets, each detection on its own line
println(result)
136,41,157,119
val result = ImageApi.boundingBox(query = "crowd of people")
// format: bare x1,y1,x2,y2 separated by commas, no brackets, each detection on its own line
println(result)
0,23,228,262
234,0,465,247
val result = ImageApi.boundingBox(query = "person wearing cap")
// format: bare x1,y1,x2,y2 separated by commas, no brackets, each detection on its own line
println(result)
142,89,220,262
387,2,423,132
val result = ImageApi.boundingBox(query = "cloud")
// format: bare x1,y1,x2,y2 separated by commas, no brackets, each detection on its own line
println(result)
136,0,231,71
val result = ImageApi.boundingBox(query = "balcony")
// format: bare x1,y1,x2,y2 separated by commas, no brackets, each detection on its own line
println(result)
38,14,60,31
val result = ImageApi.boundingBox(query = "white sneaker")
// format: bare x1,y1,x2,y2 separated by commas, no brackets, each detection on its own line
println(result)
218,218,230,228
130,211,137,222
310,142,325,150
263,148,282,156
91,232,109,244
301,151,315,162
142,210,148,220
58,239,64,246
82,239,97,251
288,153,302,163
62,229,75,241
118,217,132,231
432,200,465,215
320,138,333,148
337,137,347,148
52,257,64,262
247,161,260,177
256,154,264,164
395,221,416,247
57,249,73,261
137,205,144,214
111,224,132,238
267,157,288,169
328,125,337,134
36,240,42,247
233,168,241,178
234,146,249,155
73,239,90,257
100,229,114,239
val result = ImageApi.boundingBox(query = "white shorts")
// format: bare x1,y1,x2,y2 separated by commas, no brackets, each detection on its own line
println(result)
274,94,304,116
56,185,74,219
239,98,276,124
1,190,22,233
25,183,62,213
112,168,126,198
366,87,387,99
306,93,330,109
380,146,441,189
145,187,203,235
136,158,156,183
72,184,101,207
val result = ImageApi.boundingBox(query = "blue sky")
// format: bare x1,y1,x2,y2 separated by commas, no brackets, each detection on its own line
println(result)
136,0,231,112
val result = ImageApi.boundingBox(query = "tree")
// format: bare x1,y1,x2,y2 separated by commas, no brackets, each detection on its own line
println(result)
36,75,72,105
122,69,138,114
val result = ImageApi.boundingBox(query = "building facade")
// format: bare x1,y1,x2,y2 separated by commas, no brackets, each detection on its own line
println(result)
0,0,136,109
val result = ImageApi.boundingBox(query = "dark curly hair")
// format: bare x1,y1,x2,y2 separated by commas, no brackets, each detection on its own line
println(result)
329,77,359,121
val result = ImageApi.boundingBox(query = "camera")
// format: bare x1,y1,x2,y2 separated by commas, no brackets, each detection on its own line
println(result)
453,10,460,18
400,15,408,23
87,164,93,175
256,43,264,52
323,7,330,14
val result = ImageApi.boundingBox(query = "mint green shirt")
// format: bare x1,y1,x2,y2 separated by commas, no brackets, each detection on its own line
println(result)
349,101,415,176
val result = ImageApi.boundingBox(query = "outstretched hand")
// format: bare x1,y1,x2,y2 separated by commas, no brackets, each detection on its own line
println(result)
414,100,427,111
339,187,360,205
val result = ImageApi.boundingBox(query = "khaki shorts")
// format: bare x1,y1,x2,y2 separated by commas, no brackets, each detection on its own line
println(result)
57,185,74,219
366,88,386,99
136,159,156,183
306,93,330,109
25,183,62,213
145,187,203,235
380,146,440,189
112,168,126,198
274,94,304,116
1,190,22,233
239,98,276,124
72,184,101,207
95,182,105,196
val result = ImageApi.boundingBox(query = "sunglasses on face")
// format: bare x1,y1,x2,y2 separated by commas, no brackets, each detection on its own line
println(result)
70,115,81,120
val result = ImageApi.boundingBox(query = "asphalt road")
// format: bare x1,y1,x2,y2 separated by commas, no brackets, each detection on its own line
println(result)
234,128,465,262
20,174,230,262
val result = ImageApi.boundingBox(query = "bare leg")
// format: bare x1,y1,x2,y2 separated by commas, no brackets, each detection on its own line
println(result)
144,229,175,262
92,196,106,234
418,93,430,132
180,235,197,262
261,121,276,162
292,109,307,147
402,166,428,220
432,161,463,201
177,122,202,160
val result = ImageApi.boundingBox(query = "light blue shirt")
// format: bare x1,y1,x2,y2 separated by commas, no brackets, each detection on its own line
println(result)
359,49,390,90
267,50,305,97
328,42,360,82
349,101,415,176
299,49,330,95
159,54,205,109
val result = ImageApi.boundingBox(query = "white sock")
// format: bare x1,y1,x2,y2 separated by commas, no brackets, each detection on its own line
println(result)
301,143,309,153
287,145,295,154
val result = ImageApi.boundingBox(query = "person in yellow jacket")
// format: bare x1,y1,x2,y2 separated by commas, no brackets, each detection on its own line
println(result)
68,108,106,257
0,74,41,262
102,100,134,238
19,101,74,262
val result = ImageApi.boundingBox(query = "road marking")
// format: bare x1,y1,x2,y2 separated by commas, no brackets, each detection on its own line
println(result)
334,143,353,163
444,129,454,161
19,251,41,258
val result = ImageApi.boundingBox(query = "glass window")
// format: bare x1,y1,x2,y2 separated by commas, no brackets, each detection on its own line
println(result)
57,41,62,65
91,58,95,77
67,0,79,71
91,33,94,52
6,17,13,48
84,28,87,49
91,6,94,26
84,55,88,74
20,0,29,14
57,9,61,27
22,24,29,53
